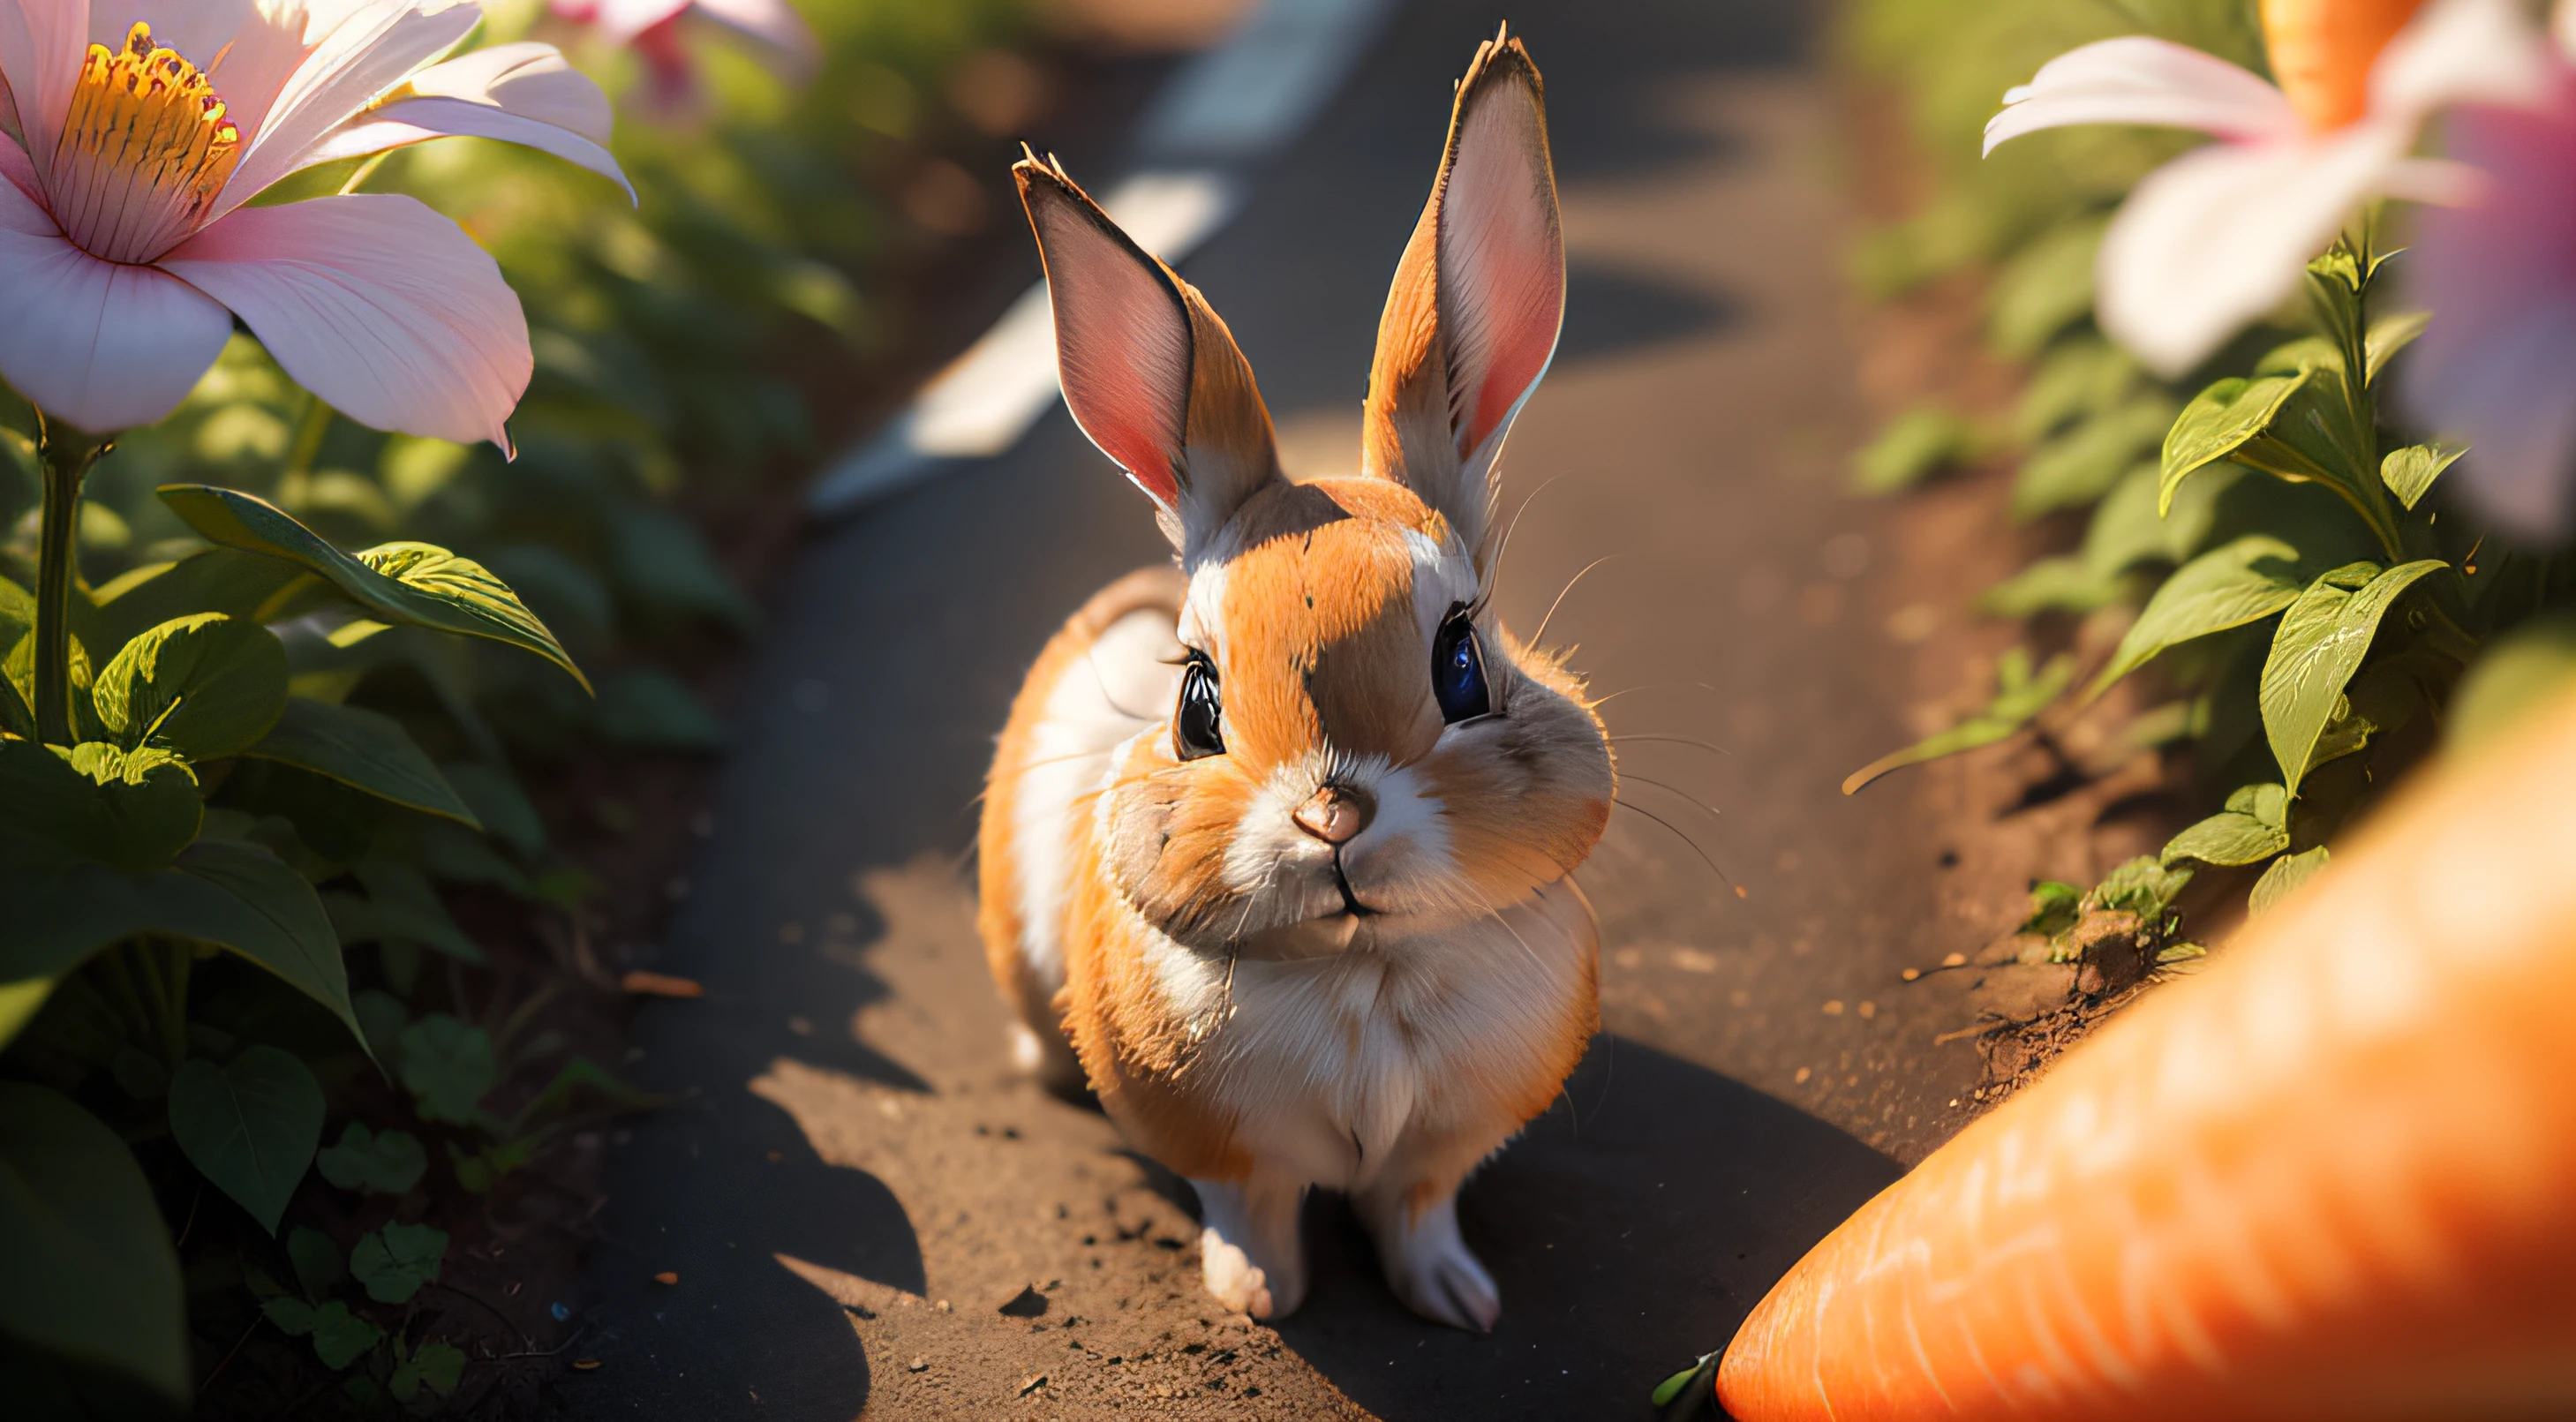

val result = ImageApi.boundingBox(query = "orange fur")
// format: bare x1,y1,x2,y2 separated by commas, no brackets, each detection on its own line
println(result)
980,26,1602,1331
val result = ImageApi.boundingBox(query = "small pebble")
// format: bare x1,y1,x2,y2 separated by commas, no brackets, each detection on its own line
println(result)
1019,1374,1049,1396
654,1271,679,1286
1941,952,1967,967
572,1358,603,1372
1857,1001,1877,1019
1901,967,1921,982
550,1303,572,1322
907,1357,929,1373
1794,1067,1812,1085
1822,1000,1845,1016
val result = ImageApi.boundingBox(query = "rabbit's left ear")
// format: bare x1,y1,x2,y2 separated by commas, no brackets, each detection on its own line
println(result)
1017,154,1281,560
1361,28,1563,568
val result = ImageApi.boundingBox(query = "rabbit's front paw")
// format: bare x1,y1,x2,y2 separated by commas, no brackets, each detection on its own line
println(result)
1385,1225,1501,1332
1200,1228,1276,1318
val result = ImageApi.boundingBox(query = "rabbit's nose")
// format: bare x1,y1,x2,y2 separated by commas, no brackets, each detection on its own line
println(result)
1292,786,1375,845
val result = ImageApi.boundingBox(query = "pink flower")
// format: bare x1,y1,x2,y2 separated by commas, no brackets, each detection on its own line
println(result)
549,0,814,117
0,0,630,447
1985,0,2550,376
2407,62,2576,538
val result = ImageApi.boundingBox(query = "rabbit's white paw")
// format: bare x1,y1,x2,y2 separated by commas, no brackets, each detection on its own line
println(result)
1384,1221,1501,1332
1191,1177,1307,1319
1200,1228,1276,1318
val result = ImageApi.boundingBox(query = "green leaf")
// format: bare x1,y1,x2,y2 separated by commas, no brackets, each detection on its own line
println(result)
2013,400,2173,519
2249,846,2330,915
2379,440,2466,511
315,1123,428,1195
0,840,360,1057
2089,536,2306,696
287,1225,347,1301
2015,337,2143,443
157,485,590,692
2160,783,2290,867
610,503,758,630
1851,406,1980,493
2364,309,2429,383
2447,616,2576,752
1985,214,2106,358
2159,371,2311,514
0,1085,188,1403
0,738,202,871
243,697,478,827
390,1340,466,1403
354,989,408,1067
2260,560,2445,794
306,1300,383,1370
1977,555,2120,617
1649,1354,1717,1410
168,1046,324,1236
88,547,310,654
325,857,486,964
512,1056,666,1132
2089,857,2192,920
596,667,723,749
1842,650,2073,794
93,613,289,758
2021,880,2083,937
398,1014,495,1124
349,1222,447,1305
439,762,544,857
262,1295,317,1336
4,620,100,742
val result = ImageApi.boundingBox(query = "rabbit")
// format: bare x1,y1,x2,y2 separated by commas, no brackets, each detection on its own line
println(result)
976,28,1611,1333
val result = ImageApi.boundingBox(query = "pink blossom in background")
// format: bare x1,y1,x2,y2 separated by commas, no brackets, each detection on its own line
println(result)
2407,66,2576,539
550,0,816,117
1984,0,2546,376
0,0,629,447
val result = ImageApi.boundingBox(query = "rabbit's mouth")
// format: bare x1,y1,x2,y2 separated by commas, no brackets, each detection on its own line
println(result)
1330,855,1379,919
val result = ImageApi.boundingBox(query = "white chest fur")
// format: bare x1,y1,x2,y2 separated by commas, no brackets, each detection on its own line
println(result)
1136,881,1596,1193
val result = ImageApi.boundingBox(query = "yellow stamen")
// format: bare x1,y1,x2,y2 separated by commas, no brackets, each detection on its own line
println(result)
2260,0,2427,132
49,21,241,263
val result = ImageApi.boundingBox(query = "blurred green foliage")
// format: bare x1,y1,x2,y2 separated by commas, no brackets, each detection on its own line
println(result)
1841,0,2574,941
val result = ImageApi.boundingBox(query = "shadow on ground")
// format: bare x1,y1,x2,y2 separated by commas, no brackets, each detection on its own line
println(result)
1280,1037,1894,1419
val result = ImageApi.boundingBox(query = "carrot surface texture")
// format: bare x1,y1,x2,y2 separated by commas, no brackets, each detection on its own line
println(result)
1717,684,2576,1420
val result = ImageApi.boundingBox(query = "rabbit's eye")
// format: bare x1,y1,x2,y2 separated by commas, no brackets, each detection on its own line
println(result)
1174,655,1225,760
1433,610,1491,723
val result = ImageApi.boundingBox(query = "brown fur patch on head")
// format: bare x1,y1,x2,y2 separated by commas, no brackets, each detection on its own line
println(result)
1212,478,1452,767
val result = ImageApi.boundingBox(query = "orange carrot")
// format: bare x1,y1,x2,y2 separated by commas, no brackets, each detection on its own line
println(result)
2261,0,2425,131
1717,684,2576,1420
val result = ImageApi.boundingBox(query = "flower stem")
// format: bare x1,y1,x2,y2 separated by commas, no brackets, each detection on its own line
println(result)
31,410,112,746
282,395,334,485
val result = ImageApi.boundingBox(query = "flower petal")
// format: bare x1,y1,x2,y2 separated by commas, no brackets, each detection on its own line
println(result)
0,127,38,202
303,99,633,199
0,0,90,166
158,193,531,448
215,0,479,218
0,172,230,432
1985,36,2299,156
2404,85,2576,538
407,41,613,141
587,0,689,46
689,0,817,73
116,0,323,145
2096,124,2407,376
2373,0,2554,122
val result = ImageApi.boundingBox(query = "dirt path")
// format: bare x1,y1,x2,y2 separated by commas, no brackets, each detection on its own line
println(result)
571,1,2163,1416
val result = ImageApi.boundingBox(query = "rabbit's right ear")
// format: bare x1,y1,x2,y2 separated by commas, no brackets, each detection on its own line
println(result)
1361,30,1563,569
1017,154,1281,559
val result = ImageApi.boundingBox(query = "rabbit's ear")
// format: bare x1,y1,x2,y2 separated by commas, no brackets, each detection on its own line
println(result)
1017,154,1281,558
1361,29,1563,567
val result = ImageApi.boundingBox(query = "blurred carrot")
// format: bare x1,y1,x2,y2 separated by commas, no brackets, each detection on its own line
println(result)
620,970,704,998
2261,0,2424,130
1718,683,2576,1420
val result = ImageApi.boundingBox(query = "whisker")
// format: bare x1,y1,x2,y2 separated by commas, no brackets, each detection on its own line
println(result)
1618,772,1727,829
1589,681,1721,710
1607,734,1733,756
1482,471,1571,595
1610,797,1738,893
1532,554,1618,647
